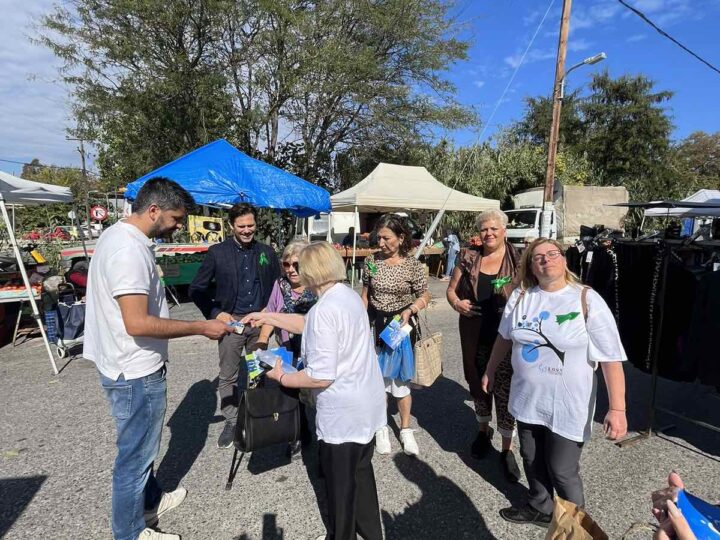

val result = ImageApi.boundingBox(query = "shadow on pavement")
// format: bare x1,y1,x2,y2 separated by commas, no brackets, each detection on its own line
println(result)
412,376,527,507
156,379,217,490
0,475,46,537
594,364,720,459
383,454,497,540
234,512,284,540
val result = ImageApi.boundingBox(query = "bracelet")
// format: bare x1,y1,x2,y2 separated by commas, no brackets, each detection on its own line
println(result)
279,373,286,386
609,408,626,412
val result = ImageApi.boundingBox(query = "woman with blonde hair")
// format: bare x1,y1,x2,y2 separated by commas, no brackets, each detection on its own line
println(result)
256,239,317,456
482,238,627,528
243,242,385,540
446,209,521,482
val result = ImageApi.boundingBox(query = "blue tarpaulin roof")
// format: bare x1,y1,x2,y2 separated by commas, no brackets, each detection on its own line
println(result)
124,139,330,217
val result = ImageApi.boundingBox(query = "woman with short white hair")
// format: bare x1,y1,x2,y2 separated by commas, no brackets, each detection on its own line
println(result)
446,208,521,482
243,242,385,540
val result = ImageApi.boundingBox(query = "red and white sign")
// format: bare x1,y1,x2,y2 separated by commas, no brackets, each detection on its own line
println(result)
90,205,109,222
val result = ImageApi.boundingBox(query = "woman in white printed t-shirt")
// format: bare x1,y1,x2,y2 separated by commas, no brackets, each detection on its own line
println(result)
243,241,386,540
481,238,628,529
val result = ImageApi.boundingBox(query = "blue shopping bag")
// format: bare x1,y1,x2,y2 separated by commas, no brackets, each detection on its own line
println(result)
377,335,415,382
56,302,85,341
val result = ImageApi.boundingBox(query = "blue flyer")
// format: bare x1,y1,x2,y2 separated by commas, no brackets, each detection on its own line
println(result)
379,317,413,350
676,489,720,539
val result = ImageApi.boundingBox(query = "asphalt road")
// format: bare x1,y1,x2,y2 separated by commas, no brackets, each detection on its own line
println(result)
1,278,719,539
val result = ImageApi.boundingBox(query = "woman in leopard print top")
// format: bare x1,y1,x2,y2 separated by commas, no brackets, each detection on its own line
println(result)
361,214,430,457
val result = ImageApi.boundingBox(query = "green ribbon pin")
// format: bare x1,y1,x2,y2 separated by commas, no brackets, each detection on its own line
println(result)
490,275,512,291
259,253,268,266
556,312,580,325
367,261,378,275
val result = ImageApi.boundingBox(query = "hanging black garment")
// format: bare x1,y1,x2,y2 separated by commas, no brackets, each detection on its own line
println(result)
686,271,720,387
615,241,661,373
585,246,618,314
566,245,583,276
655,261,708,382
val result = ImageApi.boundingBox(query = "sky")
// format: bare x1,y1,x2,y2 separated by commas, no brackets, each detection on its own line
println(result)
0,0,719,177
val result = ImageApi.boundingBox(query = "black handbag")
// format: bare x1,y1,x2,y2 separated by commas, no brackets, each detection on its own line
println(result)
234,381,301,452
225,380,301,490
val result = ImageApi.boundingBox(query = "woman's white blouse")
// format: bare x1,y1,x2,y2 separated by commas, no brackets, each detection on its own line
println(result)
302,283,386,444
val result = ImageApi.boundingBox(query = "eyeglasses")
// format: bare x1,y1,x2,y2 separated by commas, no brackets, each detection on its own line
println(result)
282,261,300,272
531,250,563,263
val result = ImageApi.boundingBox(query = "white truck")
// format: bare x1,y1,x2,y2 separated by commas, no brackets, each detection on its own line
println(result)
505,185,629,249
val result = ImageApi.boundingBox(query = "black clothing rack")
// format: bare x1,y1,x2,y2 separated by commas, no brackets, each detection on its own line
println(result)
618,239,720,448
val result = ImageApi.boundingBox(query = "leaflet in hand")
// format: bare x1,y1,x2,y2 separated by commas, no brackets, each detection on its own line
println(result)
379,316,413,350
676,489,720,539
245,347,298,384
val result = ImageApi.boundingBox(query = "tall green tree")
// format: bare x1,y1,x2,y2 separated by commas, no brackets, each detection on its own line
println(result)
512,90,586,149
581,72,673,195
39,0,475,190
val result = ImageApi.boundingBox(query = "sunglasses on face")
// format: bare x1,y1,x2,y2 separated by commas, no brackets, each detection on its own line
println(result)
282,261,300,272
531,249,563,263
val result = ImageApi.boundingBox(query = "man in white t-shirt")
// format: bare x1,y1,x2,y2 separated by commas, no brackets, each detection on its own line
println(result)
85,177,231,540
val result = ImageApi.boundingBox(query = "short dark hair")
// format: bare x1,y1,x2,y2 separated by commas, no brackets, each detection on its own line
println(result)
229,203,257,225
133,177,195,213
374,214,413,256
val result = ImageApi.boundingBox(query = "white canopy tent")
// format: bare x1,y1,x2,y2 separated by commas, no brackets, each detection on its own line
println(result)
0,171,74,374
644,189,720,218
331,163,500,285
331,163,500,213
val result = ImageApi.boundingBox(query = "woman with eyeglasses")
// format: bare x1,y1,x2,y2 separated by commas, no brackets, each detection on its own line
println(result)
445,209,521,483
482,238,628,528
257,239,318,456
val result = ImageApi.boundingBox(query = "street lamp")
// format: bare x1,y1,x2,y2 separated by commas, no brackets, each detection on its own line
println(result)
540,51,607,238
560,52,607,99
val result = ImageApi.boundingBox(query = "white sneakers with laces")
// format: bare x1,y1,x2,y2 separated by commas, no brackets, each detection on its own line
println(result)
138,528,179,539
375,425,420,456
144,487,187,527
400,428,419,456
374,426,391,454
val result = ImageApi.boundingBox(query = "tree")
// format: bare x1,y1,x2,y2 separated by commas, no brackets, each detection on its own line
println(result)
674,131,720,189
39,0,475,190
512,89,586,149
581,71,674,194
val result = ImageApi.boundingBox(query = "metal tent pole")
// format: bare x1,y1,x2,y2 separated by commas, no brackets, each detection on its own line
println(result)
0,195,59,374
351,206,358,287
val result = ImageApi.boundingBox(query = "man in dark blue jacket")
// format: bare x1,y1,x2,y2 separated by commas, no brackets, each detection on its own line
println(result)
189,203,280,448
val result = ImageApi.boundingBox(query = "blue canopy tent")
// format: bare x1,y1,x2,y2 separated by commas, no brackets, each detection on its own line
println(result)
125,139,330,217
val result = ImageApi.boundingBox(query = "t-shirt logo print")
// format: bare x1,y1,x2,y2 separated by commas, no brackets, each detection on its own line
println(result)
517,311,566,364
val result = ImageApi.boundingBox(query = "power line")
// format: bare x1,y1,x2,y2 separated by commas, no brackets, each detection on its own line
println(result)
617,0,720,76
0,157,99,176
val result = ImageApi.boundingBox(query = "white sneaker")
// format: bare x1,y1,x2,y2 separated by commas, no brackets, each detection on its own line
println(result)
374,426,391,455
138,529,180,539
144,487,187,527
315,536,326,540
400,428,419,456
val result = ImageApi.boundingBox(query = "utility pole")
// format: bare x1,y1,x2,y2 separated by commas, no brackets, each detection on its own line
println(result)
541,0,572,238
67,136,92,232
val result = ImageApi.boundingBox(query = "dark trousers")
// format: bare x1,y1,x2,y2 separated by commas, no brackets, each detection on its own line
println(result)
517,421,585,515
218,325,260,420
319,440,382,540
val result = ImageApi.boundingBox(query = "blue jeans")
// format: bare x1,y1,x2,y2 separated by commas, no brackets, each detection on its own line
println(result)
445,249,459,277
100,366,167,540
